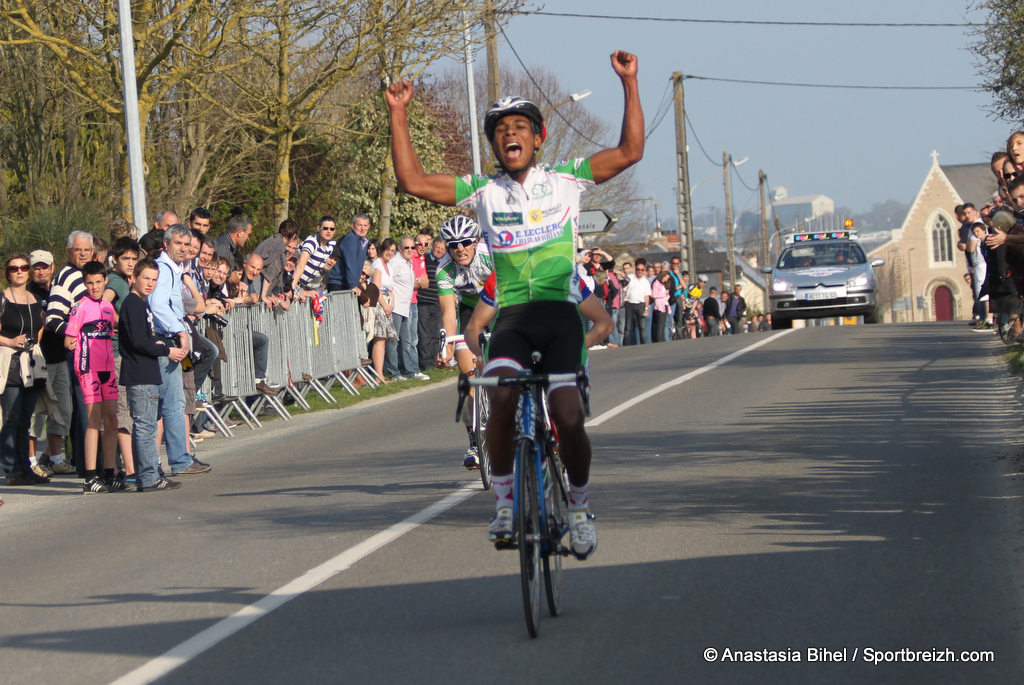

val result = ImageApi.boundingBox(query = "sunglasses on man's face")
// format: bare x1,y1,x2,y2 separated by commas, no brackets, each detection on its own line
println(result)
416,242,430,247
447,239,474,249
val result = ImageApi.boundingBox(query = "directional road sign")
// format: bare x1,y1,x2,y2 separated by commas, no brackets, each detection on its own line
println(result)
578,208,617,234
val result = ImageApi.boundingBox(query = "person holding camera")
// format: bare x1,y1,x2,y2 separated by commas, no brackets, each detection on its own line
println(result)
1,254,47,488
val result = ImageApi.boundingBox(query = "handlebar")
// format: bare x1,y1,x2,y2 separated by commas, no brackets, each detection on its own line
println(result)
455,364,590,422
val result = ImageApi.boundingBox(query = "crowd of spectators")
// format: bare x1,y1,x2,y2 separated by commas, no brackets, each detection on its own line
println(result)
580,249,770,348
0,209,431,501
956,131,1024,339
1,208,772,505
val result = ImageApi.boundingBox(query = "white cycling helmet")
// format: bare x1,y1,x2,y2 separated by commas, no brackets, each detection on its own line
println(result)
697,274,709,282
483,96,546,142
440,215,480,244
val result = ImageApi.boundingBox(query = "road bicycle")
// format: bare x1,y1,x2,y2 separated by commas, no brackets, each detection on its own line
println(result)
439,331,491,489
456,355,588,637
997,295,1024,345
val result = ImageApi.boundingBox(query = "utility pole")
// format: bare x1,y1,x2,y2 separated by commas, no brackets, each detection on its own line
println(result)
773,214,783,264
759,169,769,312
724,151,736,287
672,72,694,275
484,0,501,106
117,0,147,234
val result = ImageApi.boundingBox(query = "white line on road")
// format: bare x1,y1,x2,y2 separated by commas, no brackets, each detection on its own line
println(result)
109,483,480,685
587,329,795,427
109,331,793,684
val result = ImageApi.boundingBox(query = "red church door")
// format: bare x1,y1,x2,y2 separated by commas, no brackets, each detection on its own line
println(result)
933,286,953,321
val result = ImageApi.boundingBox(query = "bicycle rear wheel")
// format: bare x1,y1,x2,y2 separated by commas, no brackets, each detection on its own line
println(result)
543,442,568,617
476,389,492,490
998,296,1024,345
517,440,542,638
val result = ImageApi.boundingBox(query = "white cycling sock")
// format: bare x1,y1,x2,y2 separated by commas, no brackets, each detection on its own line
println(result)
50,452,66,465
568,481,590,511
493,475,514,510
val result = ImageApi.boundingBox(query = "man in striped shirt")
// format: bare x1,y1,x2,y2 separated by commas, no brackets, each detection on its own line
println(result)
44,230,95,476
291,216,337,301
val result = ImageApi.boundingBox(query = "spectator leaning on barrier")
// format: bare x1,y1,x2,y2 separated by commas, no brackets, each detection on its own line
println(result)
293,216,338,301
25,249,74,475
214,215,253,265
149,224,211,477
328,213,371,294
45,230,94,477
417,235,445,372
238,254,277,396
254,218,300,311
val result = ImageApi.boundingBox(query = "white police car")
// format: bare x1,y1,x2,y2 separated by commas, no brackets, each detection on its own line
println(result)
760,231,885,329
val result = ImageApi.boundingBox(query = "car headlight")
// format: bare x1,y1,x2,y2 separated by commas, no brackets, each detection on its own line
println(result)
772,279,793,292
846,274,869,288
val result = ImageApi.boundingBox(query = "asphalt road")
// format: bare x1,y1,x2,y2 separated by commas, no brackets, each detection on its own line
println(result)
2,322,1023,684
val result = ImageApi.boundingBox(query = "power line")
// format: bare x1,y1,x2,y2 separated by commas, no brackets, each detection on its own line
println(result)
644,79,674,140
497,25,611,149
685,74,975,91
733,164,759,193
684,111,719,166
521,11,972,28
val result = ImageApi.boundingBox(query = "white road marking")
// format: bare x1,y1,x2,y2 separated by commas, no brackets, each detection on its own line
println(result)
110,331,792,684
587,329,796,427
109,483,480,685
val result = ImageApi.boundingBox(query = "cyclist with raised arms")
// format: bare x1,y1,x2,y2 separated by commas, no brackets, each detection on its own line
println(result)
387,50,643,561
435,214,494,470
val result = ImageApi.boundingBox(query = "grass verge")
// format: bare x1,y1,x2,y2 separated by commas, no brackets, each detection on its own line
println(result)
226,368,459,422
1005,344,1024,375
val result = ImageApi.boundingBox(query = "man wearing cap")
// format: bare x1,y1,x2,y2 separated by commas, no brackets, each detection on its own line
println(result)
25,250,74,475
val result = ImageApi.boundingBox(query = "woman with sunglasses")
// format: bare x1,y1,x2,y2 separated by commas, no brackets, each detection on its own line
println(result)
435,215,494,469
1,254,47,489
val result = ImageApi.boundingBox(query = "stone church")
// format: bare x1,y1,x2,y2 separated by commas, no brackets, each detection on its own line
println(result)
867,152,998,322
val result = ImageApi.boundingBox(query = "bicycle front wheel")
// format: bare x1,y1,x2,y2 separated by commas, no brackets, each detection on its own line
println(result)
476,388,492,490
517,440,542,638
543,443,568,617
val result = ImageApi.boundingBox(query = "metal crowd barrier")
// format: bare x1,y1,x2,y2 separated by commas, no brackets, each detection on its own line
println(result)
200,291,368,436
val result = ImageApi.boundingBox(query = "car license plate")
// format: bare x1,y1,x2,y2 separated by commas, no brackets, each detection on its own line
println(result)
807,292,838,301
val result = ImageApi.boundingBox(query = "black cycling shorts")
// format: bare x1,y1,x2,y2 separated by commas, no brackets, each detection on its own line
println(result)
457,302,475,334
485,301,585,378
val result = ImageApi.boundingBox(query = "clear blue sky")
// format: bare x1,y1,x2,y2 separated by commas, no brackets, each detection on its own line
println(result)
447,0,1007,229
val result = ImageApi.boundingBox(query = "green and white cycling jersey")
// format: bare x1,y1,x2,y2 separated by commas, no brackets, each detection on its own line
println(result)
455,159,595,308
435,240,494,308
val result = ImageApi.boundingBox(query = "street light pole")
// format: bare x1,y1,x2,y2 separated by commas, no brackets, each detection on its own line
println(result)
541,89,592,113
117,0,147,233
462,11,482,176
